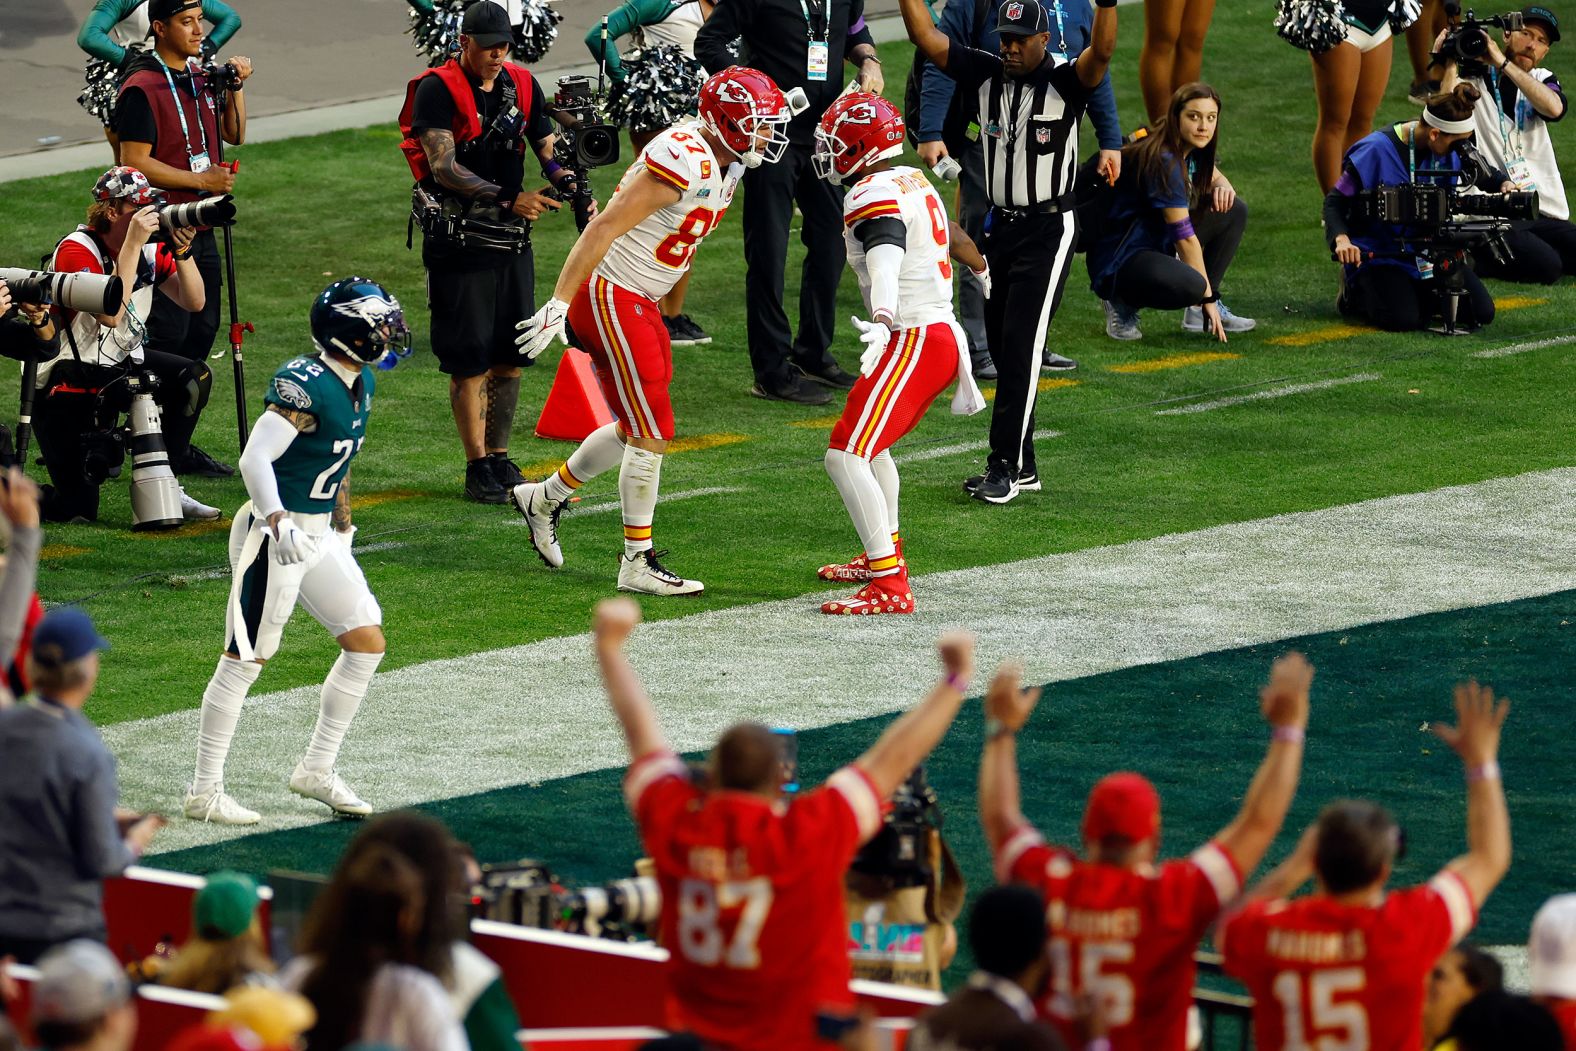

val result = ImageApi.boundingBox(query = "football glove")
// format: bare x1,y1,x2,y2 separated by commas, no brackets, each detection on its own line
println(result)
514,297,570,360
851,315,894,378
271,518,318,566
970,263,992,300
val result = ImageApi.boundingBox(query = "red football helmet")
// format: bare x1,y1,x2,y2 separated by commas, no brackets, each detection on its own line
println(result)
813,92,906,185
698,66,791,169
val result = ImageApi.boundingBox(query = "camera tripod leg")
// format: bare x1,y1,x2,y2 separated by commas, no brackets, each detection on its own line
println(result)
220,224,251,452
15,359,37,465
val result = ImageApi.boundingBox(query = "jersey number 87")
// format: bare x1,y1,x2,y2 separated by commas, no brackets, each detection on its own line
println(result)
655,207,722,270
677,877,774,969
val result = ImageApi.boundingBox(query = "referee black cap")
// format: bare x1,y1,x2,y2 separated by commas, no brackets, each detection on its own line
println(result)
996,0,1049,37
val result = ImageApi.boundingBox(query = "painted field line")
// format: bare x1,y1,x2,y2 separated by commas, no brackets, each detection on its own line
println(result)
1473,334,1576,359
789,414,845,430
355,489,422,510
1108,351,1240,374
895,430,1061,465
110,467,1576,854
1155,372,1380,415
132,518,231,541
667,433,749,454
1268,324,1371,347
40,544,91,560
1494,295,1548,312
981,377,1079,402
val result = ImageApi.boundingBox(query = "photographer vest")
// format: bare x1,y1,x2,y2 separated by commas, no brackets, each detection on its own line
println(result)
398,60,536,183
119,61,221,207
38,229,166,389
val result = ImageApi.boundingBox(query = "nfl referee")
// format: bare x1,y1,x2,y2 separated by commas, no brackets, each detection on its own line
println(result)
901,0,1115,505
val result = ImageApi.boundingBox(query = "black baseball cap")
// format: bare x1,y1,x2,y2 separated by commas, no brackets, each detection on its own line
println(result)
1520,5,1560,41
996,0,1049,37
461,0,515,47
148,0,202,22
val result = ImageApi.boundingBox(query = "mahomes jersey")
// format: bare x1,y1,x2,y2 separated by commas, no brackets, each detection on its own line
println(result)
843,166,958,331
262,354,374,514
596,121,741,302
996,824,1243,1051
626,752,884,1051
1220,872,1477,1051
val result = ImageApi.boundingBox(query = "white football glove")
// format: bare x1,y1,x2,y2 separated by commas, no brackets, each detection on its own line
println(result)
851,315,894,378
514,297,570,360
970,263,992,300
270,517,318,566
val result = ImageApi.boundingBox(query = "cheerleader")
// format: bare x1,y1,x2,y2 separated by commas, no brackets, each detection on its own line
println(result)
406,0,561,67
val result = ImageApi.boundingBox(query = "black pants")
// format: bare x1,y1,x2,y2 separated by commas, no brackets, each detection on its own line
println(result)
982,208,1078,478
956,141,991,356
1111,199,1249,310
1473,216,1576,284
741,143,845,387
144,227,222,362
1338,263,1496,332
426,250,536,379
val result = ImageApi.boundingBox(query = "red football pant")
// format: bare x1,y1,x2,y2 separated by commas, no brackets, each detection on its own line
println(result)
829,322,960,458
568,275,675,441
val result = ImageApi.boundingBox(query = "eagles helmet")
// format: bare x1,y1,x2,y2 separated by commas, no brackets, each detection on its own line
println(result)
309,277,411,366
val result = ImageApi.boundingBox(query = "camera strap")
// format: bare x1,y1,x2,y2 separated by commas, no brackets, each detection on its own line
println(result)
160,60,213,168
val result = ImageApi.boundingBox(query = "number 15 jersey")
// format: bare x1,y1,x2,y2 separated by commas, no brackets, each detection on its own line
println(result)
596,121,741,303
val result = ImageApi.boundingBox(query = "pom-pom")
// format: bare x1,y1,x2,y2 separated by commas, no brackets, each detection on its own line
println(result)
513,0,562,63
1274,0,1347,54
409,0,467,67
78,55,125,126
608,44,706,133
1388,0,1422,33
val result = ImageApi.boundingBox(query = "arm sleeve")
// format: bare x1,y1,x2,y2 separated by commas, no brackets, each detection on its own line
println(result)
238,407,302,519
202,0,243,52
1323,171,1360,246
847,0,874,51
587,0,649,80
1148,158,1191,210
946,45,1002,94
992,822,1049,884
863,241,905,321
695,0,746,73
115,86,158,146
1217,904,1264,980
1086,70,1122,151
72,752,135,879
0,525,41,672
525,78,554,143
78,0,132,65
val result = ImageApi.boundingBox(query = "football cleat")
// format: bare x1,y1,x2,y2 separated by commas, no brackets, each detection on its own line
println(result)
183,783,260,825
817,548,907,583
618,549,704,596
289,762,372,817
511,481,565,568
821,578,916,616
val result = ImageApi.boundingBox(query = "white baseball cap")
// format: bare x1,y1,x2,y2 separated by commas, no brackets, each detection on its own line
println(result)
1530,894,1576,999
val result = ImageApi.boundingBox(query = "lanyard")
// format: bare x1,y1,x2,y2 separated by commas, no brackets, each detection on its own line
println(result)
159,60,211,162
1049,0,1068,56
798,0,827,40
1488,69,1524,155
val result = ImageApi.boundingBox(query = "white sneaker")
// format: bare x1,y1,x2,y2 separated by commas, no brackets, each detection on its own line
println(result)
617,549,704,596
1104,300,1142,341
511,481,565,568
179,487,221,520
289,762,372,817
183,783,260,825
1183,302,1257,333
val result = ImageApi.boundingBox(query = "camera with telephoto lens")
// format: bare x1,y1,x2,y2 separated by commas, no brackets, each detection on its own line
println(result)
850,765,942,889
1438,6,1524,74
550,75,620,231
199,59,244,93
1354,181,1538,225
469,859,563,928
559,876,662,941
0,267,124,316
156,193,237,233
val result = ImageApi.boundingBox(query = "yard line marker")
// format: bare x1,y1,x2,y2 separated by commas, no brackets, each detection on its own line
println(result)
1155,372,1380,415
40,544,91,560
1473,334,1576,359
981,377,1079,402
667,433,749,454
1494,295,1549,312
1107,351,1240,374
895,430,1062,465
788,414,845,429
1268,323,1371,347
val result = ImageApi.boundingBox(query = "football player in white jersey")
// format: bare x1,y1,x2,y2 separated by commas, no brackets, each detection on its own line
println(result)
812,92,989,615
513,66,794,596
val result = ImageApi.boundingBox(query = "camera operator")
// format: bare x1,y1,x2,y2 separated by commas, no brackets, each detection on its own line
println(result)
1438,8,1574,282
36,166,221,525
115,0,251,479
1325,84,1509,331
398,1,584,504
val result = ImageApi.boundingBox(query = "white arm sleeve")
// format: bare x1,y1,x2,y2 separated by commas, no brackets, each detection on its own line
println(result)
238,409,302,519
864,242,904,324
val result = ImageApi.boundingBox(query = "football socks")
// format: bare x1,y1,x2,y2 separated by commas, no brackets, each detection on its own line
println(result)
620,444,663,557
871,449,900,536
825,449,900,577
192,656,264,793
544,422,625,504
301,649,384,773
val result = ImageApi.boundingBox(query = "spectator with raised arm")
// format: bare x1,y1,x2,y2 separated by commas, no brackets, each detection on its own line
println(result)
0,468,45,709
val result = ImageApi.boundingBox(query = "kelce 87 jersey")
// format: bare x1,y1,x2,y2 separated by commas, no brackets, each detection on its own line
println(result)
596,121,741,302
843,166,957,330
263,355,374,514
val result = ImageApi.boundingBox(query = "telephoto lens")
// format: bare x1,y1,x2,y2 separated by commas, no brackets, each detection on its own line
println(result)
156,193,237,232
0,268,124,315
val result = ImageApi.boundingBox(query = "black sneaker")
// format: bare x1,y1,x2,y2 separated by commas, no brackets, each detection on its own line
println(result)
750,374,832,405
970,465,1020,505
175,443,235,478
673,314,712,345
1041,351,1078,371
964,469,1038,494
488,452,526,489
664,315,698,348
971,353,998,380
464,459,508,504
794,360,857,389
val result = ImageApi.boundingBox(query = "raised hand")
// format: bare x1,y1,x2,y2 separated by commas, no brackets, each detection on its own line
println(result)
936,630,976,680
1260,651,1313,729
1432,680,1510,767
514,297,570,359
593,596,642,647
985,663,1042,734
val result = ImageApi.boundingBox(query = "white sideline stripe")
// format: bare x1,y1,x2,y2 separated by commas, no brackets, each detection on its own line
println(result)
114,467,1576,855
895,430,1061,465
1472,334,1576,358
1156,373,1381,415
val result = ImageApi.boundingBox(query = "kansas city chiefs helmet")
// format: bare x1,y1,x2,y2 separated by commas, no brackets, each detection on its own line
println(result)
698,66,792,169
813,92,906,186
310,277,411,366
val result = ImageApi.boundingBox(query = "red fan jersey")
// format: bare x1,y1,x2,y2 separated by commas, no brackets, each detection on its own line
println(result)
627,751,884,1051
1219,871,1477,1051
995,824,1242,1051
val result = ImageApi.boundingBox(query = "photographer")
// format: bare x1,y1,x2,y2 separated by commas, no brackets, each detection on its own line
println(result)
1325,84,1508,332
0,277,59,367
398,1,581,504
1441,7,1575,283
115,0,250,478
37,166,220,525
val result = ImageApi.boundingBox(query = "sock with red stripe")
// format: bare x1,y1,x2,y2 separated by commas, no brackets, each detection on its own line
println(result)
620,443,663,557
825,448,898,575
544,423,625,504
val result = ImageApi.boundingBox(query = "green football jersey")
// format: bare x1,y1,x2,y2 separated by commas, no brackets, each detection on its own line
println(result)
262,354,375,514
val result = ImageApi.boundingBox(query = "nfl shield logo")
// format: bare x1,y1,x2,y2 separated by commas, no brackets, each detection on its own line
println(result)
1035,126,1052,144
1005,1,1024,18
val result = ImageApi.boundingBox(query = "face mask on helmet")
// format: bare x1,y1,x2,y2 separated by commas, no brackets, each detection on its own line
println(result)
312,282,412,366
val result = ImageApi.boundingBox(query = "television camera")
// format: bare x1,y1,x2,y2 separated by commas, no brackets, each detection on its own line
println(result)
549,75,620,232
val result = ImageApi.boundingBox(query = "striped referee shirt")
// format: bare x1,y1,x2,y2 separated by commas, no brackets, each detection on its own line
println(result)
944,45,1095,208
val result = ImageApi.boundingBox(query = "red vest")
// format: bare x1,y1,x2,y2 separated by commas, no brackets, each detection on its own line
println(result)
398,59,536,182
120,63,221,206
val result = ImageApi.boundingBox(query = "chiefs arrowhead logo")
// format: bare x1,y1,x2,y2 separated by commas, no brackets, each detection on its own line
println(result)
718,79,753,104
842,101,878,125
1005,1,1025,18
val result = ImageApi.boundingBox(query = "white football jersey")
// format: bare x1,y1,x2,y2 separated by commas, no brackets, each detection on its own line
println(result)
596,121,741,302
842,166,959,330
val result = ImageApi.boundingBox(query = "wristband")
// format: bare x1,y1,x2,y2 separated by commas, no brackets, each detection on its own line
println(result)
985,717,1013,741
945,671,970,694
543,160,565,180
1272,725,1305,744
1466,760,1501,783
172,246,192,260
1086,1040,1112,1051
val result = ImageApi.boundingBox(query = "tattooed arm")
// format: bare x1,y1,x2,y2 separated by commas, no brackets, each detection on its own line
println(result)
332,469,352,534
420,128,502,203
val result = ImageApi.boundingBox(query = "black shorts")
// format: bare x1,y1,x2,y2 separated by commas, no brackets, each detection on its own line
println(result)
425,251,536,378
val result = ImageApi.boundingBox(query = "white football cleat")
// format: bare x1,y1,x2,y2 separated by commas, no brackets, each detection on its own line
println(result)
511,481,565,568
179,487,222,521
289,762,372,817
183,783,260,825
617,549,704,597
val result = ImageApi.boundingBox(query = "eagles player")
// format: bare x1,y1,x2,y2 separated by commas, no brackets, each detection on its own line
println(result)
183,278,408,825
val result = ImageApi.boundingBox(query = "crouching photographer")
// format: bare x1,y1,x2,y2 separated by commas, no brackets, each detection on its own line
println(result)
843,765,963,992
36,166,221,525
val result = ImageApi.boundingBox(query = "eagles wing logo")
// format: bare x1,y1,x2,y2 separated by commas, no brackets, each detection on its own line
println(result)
273,377,313,410
1005,1,1024,18
332,294,401,327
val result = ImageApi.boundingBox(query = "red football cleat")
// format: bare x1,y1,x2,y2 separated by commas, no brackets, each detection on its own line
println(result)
817,546,906,583
820,578,916,616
